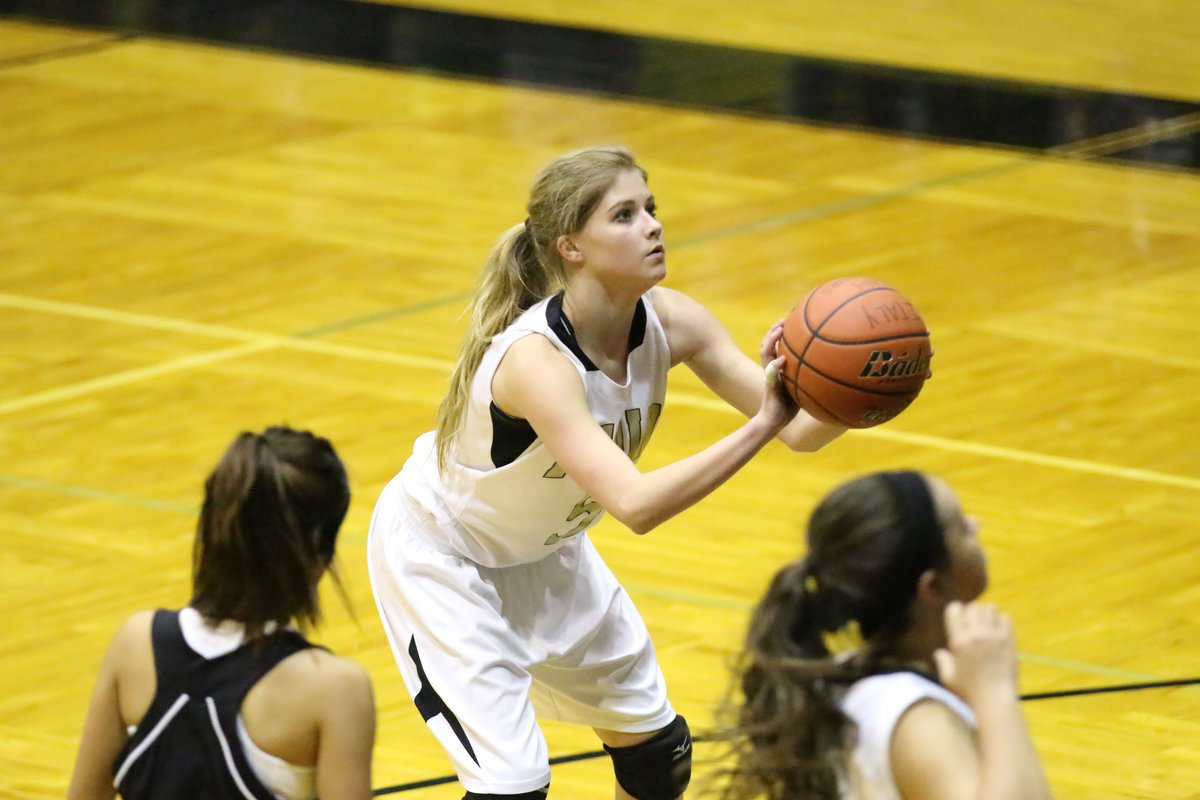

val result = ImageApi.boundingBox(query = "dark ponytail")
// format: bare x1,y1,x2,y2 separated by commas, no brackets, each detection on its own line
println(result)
191,427,350,640
714,560,854,800
710,471,951,800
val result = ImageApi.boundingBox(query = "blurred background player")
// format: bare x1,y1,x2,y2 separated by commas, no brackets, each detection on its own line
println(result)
68,426,376,800
711,469,1052,800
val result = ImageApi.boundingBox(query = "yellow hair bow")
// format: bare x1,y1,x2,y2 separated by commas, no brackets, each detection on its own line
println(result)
820,619,864,658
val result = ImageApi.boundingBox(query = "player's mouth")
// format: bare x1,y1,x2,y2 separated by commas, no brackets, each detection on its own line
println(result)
647,244,665,258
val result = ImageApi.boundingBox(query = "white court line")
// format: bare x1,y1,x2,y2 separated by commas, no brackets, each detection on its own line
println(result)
0,341,274,416
1,292,269,342
0,292,455,370
5,292,1197,490
665,390,1200,491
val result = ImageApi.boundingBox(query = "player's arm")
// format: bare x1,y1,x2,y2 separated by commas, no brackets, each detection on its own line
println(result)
67,614,150,800
494,333,791,535
890,698,981,800
313,655,376,800
893,603,1053,800
650,287,846,452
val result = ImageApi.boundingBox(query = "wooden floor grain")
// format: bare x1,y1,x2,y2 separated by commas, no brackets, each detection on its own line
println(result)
1,6,1197,798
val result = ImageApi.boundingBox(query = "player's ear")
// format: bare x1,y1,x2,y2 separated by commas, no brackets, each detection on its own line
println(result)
915,569,940,604
556,235,583,264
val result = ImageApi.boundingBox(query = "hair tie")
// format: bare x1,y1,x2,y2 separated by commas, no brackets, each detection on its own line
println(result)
820,619,864,659
794,557,819,595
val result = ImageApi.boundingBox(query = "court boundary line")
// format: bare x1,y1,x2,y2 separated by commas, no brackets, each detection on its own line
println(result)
663,391,1200,491
0,470,1182,691
2,291,1196,491
371,675,1200,795
0,472,196,514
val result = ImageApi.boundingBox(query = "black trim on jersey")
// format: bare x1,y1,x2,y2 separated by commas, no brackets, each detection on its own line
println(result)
546,292,647,372
489,401,537,468
407,636,480,766
486,293,649,467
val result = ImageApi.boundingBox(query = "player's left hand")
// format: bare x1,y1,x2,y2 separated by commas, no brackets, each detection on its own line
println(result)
759,319,785,367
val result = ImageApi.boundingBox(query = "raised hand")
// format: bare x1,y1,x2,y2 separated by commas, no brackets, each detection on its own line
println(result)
933,601,1020,708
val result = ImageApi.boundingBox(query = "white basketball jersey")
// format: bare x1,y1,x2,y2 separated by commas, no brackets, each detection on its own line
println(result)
840,671,977,800
399,291,670,567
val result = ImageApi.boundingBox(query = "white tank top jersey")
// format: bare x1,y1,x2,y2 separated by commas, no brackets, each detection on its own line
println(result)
840,671,977,800
399,290,670,567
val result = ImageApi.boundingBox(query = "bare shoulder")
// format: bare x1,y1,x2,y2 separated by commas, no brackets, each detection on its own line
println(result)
890,698,979,799
648,286,727,367
113,609,155,640
106,609,155,667
103,610,159,726
274,647,373,695
500,330,567,368
647,285,697,324
276,642,369,681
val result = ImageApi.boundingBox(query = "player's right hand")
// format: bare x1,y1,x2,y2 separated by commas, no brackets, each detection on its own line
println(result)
933,601,1020,708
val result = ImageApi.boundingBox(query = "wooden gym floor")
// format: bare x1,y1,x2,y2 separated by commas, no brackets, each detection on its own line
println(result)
1,1,1197,797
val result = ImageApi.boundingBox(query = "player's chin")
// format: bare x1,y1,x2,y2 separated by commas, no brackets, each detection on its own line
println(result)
645,255,667,279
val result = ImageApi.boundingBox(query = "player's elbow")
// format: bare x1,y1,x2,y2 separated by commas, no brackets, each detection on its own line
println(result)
781,416,848,452
627,518,657,536
779,429,824,452
617,509,659,536
607,499,662,536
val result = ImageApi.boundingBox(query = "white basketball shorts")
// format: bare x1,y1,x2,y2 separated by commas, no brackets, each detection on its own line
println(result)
367,480,675,795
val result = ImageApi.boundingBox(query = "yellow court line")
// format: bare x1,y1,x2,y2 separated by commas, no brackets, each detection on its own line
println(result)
6,292,1198,490
859,426,1200,491
277,338,453,371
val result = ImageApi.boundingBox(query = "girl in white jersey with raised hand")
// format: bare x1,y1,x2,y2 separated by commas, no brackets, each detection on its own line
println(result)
712,470,1052,800
368,146,847,800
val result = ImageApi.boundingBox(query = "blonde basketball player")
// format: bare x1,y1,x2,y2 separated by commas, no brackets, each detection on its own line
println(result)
368,146,846,800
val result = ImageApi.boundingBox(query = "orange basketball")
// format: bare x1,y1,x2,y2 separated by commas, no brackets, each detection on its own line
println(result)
779,277,932,428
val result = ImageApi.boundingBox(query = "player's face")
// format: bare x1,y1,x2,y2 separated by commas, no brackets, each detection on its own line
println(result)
929,476,988,604
569,170,665,285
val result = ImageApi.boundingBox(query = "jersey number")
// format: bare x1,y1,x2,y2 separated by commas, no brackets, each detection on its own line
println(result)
542,404,662,546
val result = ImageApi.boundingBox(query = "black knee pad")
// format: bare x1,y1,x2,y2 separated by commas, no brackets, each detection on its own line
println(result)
463,787,547,799
603,715,692,800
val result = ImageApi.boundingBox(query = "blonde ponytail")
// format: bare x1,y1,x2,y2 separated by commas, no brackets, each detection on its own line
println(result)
435,223,559,471
433,146,646,473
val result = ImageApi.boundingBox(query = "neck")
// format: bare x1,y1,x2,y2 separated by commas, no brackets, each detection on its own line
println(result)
560,283,641,361
880,606,945,670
